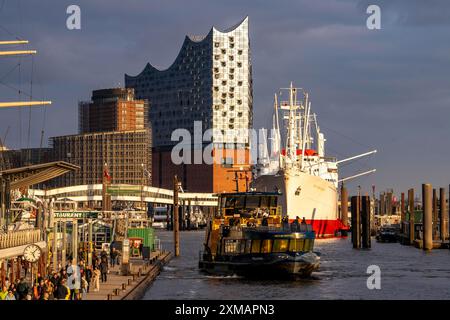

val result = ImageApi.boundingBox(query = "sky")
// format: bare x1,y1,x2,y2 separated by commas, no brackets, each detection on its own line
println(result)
0,0,449,196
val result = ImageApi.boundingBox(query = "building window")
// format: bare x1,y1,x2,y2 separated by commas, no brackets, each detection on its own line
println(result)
214,42,220,48
215,55,220,60
221,49,226,54
229,36,234,42
221,61,226,67
237,62,242,67
238,50,243,55
238,81,243,86
229,55,234,61
214,68,219,73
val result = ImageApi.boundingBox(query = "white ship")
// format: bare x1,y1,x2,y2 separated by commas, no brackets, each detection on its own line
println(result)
253,83,376,237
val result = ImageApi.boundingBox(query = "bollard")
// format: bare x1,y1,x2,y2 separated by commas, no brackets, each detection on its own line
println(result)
114,288,120,296
138,268,142,277
351,196,361,249
122,283,127,290
361,196,371,249
440,188,447,242
408,189,415,244
422,184,433,250
107,294,113,300
132,274,136,281
128,278,132,285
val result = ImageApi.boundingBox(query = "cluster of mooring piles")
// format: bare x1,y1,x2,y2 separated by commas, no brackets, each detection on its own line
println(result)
397,184,449,250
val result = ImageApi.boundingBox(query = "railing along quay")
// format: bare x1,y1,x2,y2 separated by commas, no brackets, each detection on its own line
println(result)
0,228,42,249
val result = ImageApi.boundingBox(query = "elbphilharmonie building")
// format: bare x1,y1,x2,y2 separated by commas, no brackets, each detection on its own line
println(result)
125,17,253,192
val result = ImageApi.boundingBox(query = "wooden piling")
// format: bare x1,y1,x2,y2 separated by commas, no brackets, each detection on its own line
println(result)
422,184,433,251
386,191,393,215
341,184,348,228
351,196,361,249
380,193,385,216
408,189,415,244
361,195,371,249
433,189,438,240
439,188,446,241
400,192,405,233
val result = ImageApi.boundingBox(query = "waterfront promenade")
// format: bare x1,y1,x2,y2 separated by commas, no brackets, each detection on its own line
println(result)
86,250,172,300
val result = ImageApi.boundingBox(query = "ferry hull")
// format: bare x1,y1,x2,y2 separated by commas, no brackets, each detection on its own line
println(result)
254,170,346,238
199,252,320,278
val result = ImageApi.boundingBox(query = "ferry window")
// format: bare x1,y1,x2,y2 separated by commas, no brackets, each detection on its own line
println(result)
289,239,305,252
245,196,260,208
260,196,270,208
224,240,239,254
245,240,252,253
261,239,272,253
224,197,234,208
273,239,289,252
270,196,277,208
304,239,314,251
251,240,261,253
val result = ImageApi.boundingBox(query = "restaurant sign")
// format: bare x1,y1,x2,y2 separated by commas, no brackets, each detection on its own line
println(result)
54,211,98,219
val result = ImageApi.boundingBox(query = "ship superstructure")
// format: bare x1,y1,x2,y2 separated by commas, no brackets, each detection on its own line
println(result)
253,83,376,237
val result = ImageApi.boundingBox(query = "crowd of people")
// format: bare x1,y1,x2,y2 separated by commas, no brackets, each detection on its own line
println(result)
0,246,121,301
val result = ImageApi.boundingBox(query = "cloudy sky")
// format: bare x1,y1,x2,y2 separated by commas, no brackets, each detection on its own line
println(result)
1,0,449,195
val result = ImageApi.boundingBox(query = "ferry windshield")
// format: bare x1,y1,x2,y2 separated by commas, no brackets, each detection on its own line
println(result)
220,194,278,216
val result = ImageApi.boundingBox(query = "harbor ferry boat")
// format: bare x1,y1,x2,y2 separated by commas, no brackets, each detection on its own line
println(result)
199,192,320,278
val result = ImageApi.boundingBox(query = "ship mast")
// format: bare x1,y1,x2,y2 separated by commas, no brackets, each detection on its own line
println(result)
0,40,52,109
273,94,282,168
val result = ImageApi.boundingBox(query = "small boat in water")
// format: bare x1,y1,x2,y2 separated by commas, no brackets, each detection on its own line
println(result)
199,192,320,278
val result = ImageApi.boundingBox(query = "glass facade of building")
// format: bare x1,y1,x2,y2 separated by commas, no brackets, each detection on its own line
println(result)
125,17,252,148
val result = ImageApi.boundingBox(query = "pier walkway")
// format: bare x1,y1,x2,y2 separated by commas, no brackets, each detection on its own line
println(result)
85,250,172,300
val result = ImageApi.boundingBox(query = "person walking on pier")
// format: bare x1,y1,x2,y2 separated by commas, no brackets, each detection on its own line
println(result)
92,266,100,292
17,278,30,300
100,259,108,283
110,247,118,267
84,266,92,293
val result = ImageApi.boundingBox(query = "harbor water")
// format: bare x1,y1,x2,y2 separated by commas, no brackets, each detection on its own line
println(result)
143,230,450,300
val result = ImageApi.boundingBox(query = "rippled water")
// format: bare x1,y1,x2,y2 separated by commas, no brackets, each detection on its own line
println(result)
143,230,450,300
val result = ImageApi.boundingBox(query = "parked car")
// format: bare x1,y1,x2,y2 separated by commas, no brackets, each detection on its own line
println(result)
376,225,399,243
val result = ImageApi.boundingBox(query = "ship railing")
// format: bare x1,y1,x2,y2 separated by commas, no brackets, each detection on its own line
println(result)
242,226,282,232
0,228,42,250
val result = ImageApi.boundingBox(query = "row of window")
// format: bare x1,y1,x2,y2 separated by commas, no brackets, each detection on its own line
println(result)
222,238,314,255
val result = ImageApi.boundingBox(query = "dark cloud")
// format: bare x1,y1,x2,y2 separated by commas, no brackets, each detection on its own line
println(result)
1,0,449,195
